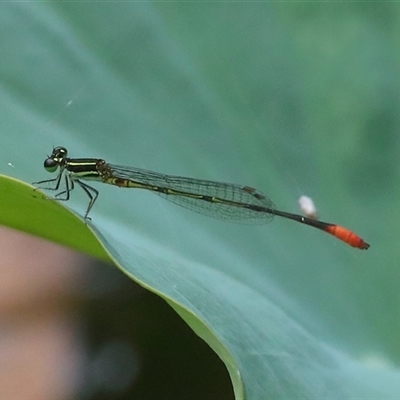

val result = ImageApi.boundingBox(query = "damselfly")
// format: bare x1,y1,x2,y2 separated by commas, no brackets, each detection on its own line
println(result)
34,146,370,250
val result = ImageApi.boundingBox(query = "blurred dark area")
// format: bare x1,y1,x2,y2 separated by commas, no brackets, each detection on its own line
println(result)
81,264,234,400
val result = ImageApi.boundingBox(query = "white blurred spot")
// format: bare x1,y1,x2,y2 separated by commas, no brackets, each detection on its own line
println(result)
298,195,318,220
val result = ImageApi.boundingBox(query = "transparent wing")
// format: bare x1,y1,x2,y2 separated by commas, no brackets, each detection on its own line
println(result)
108,164,276,224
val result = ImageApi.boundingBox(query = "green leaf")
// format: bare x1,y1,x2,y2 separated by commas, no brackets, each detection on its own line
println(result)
0,175,108,260
1,3,399,398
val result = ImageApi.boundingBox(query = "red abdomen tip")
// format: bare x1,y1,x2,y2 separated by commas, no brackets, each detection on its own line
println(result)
325,225,370,250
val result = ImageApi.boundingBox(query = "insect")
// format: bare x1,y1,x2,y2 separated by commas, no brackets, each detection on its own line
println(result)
34,146,370,250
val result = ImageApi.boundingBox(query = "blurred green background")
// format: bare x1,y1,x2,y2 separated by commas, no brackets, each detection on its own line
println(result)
0,3,399,399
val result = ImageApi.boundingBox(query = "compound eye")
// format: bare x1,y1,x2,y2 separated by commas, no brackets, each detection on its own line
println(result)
44,158,58,173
